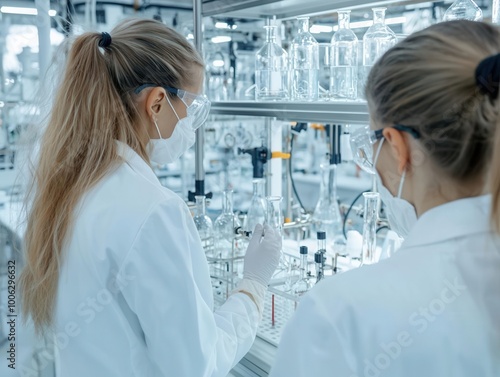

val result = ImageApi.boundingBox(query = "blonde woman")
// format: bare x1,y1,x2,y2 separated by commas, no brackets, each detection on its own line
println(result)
20,18,281,376
271,21,500,376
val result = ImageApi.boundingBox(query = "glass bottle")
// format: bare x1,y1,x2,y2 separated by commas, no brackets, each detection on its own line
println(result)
290,17,319,101
330,11,358,100
214,190,241,259
443,0,482,21
193,195,214,254
292,246,312,296
361,192,380,265
311,164,343,245
244,178,266,233
362,8,398,83
255,24,289,101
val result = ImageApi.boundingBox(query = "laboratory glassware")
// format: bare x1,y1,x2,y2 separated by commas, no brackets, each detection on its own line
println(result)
244,178,267,233
311,164,343,244
443,0,482,21
318,43,332,100
292,246,312,296
214,190,242,259
362,8,398,93
361,192,380,265
255,24,289,101
314,251,324,283
290,17,319,101
193,195,214,254
330,10,358,100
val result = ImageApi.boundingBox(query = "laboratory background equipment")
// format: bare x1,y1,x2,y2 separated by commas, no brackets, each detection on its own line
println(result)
0,0,492,375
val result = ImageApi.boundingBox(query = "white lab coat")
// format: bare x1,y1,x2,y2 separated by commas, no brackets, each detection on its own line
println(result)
53,141,259,377
270,195,500,377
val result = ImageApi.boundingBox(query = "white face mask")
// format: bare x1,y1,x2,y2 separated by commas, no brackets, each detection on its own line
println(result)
147,97,196,165
373,139,418,238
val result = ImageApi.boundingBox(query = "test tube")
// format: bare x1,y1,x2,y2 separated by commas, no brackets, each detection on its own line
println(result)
314,251,324,283
317,231,326,253
361,192,380,265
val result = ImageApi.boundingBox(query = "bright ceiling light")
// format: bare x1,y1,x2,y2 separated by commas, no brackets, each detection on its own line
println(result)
1,6,57,16
211,36,232,43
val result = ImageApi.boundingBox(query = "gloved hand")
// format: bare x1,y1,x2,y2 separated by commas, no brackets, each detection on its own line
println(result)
242,224,282,287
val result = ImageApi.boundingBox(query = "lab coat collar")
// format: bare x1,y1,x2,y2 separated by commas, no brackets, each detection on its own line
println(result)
115,140,160,187
402,195,492,249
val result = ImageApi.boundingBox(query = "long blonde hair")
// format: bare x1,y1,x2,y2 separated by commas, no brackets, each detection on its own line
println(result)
365,20,500,231
20,18,203,333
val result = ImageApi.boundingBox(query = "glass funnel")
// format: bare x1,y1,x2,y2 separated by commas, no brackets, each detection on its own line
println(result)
363,8,398,67
255,24,289,101
330,11,358,100
193,195,214,254
361,192,380,265
244,178,266,233
311,163,343,245
290,17,319,101
214,190,242,259
443,0,483,21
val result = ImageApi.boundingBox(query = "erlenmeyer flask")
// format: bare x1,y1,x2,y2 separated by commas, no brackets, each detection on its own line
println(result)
292,246,312,296
193,195,214,254
290,17,319,101
214,190,242,259
311,164,343,245
255,24,289,101
244,179,266,233
363,8,398,73
443,0,482,21
330,11,358,99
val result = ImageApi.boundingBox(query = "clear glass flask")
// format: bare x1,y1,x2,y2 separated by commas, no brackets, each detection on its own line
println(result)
290,17,319,101
311,164,343,245
243,178,266,233
443,0,483,21
363,8,398,73
266,196,283,235
214,190,242,259
330,11,358,100
292,246,312,296
255,24,289,101
361,192,380,265
193,195,214,254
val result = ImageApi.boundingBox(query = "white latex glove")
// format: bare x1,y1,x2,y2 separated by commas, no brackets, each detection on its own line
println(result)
242,224,282,287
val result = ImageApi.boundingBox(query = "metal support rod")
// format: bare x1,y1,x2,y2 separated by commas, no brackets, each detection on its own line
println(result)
35,0,51,80
193,0,205,197
285,125,293,222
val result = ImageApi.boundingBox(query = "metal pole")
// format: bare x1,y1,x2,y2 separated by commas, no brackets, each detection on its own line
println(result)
35,0,51,80
192,0,206,199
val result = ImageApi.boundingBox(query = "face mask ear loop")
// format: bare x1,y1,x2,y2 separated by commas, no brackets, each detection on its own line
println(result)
166,94,180,121
397,169,406,199
152,118,163,139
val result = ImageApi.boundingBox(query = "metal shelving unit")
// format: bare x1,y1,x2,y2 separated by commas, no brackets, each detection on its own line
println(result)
210,100,369,124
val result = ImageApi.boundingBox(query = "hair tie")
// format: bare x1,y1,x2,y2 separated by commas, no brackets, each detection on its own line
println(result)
475,53,500,100
98,32,112,48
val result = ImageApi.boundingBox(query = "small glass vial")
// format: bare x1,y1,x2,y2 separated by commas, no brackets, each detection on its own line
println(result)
193,195,214,254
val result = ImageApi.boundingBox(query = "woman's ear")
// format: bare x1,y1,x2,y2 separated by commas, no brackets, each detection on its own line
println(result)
382,128,410,174
145,87,166,118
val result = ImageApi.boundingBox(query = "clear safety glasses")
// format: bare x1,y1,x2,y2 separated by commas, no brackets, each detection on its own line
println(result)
134,84,211,131
349,124,420,174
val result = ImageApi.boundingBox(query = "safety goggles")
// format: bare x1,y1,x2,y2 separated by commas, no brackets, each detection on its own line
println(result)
349,124,420,174
134,84,211,130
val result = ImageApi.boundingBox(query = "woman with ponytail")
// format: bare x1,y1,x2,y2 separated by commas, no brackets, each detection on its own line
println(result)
19,18,281,377
271,21,500,376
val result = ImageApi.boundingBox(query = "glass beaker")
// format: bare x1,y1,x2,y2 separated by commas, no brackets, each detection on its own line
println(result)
244,178,267,233
443,0,483,21
361,192,380,265
330,10,358,100
193,195,214,254
362,8,398,92
214,190,242,259
290,17,319,101
311,164,344,245
255,24,289,101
